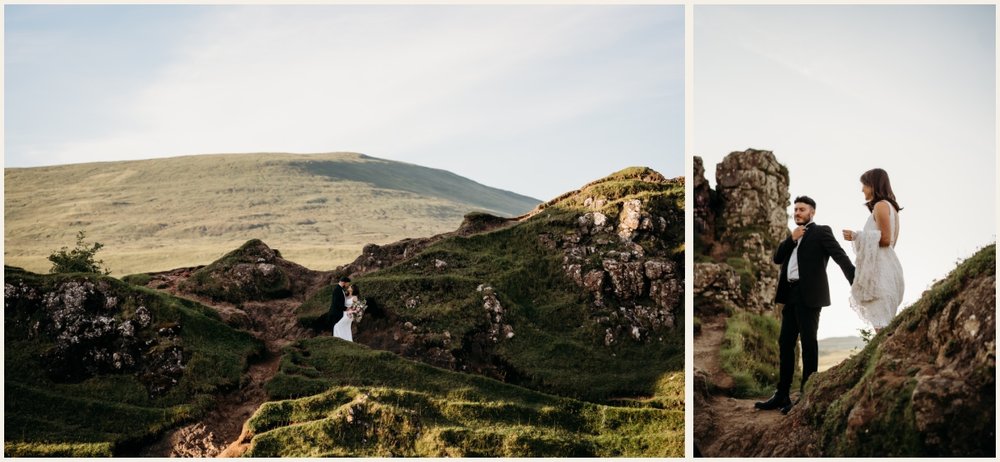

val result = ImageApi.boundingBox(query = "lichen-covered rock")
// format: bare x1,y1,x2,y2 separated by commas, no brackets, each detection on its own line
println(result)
4,274,185,396
617,199,645,242
693,150,789,315
547,172,684,345
715,149,789,246
480,285,509,344
602,260,646,301
693,263,743,316
180,240,297,303
352,239,432,275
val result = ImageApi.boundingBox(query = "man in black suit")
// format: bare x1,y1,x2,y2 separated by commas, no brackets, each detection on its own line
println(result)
330,276,351,334
755,196,855,414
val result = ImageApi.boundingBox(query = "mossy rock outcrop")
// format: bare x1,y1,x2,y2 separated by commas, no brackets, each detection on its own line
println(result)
4,266,262,457
179,239,306,304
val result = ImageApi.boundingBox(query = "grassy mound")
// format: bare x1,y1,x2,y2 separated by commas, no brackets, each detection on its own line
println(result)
296,169,684,403
245,338,682,457
4,266,262,457
799,244,996,457
179,239,293,303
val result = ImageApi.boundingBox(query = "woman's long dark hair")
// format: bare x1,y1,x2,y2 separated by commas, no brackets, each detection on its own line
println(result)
861,168,902,212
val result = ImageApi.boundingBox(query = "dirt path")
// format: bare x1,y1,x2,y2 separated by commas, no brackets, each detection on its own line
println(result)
137,269,316,458
694,316,734,392
694,315,787,457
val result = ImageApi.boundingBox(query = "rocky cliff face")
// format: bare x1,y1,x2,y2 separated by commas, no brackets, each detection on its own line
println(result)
4,270,186,396
710,244,996,457
550,171,683,344
694,149,789,315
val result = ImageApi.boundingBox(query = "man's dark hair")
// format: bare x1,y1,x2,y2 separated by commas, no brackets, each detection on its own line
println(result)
794,195,817,209
339,276,352,283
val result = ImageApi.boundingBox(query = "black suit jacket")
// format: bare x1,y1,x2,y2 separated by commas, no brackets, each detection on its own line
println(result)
773,223,855,308
329,284,346,322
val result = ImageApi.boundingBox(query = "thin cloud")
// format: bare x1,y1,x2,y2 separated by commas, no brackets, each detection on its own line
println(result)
20,5,679,183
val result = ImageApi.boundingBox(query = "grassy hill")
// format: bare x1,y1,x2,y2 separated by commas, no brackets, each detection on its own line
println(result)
799,244,996,457
4,152,540,276
243,338,682,457
294,168,684,404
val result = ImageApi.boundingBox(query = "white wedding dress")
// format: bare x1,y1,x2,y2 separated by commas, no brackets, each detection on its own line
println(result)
333,297,354,342
849,202,905,329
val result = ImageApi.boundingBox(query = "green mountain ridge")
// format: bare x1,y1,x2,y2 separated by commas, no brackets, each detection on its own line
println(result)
4,152,540,276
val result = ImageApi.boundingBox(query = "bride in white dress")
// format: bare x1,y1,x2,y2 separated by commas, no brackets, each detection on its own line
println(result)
333,285,358,342
843,168,905,332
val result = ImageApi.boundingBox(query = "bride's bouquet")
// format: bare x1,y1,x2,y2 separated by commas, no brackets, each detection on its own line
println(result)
349,298,368,322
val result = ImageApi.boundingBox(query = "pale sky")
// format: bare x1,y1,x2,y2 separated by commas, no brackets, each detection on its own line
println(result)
4,4,684,201
695,5,996,339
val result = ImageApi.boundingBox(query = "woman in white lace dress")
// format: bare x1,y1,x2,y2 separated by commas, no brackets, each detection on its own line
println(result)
842,168,904,332
333,285,359,341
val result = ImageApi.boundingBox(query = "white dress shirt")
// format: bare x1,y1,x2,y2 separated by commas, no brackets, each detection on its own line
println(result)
787,222,813,282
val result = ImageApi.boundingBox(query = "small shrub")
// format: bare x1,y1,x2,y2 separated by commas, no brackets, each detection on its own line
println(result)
859,328,873,345
48,231,110,275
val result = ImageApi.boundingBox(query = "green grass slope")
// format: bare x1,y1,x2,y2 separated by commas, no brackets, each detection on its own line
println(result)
4,152,540,275
244,338,683,457
297,167,684,403
3,266,263,457
796,244,996,457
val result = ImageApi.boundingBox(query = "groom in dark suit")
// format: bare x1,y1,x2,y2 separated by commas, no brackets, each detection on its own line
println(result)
755,196,855,414
329,276,351,334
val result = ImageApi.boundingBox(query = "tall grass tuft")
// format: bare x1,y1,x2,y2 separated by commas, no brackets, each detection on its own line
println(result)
719,311,799,398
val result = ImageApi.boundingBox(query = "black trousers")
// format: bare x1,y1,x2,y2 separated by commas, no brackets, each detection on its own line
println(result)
777,282,822,396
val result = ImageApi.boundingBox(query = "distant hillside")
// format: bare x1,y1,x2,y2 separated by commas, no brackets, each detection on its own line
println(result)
4,152,540,276
817,336,866,372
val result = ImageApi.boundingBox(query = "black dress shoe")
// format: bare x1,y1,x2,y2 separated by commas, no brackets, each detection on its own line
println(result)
754,392,791,410
780,399,795,414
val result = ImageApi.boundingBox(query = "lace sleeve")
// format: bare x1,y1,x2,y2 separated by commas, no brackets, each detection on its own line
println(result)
850,229,881,304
